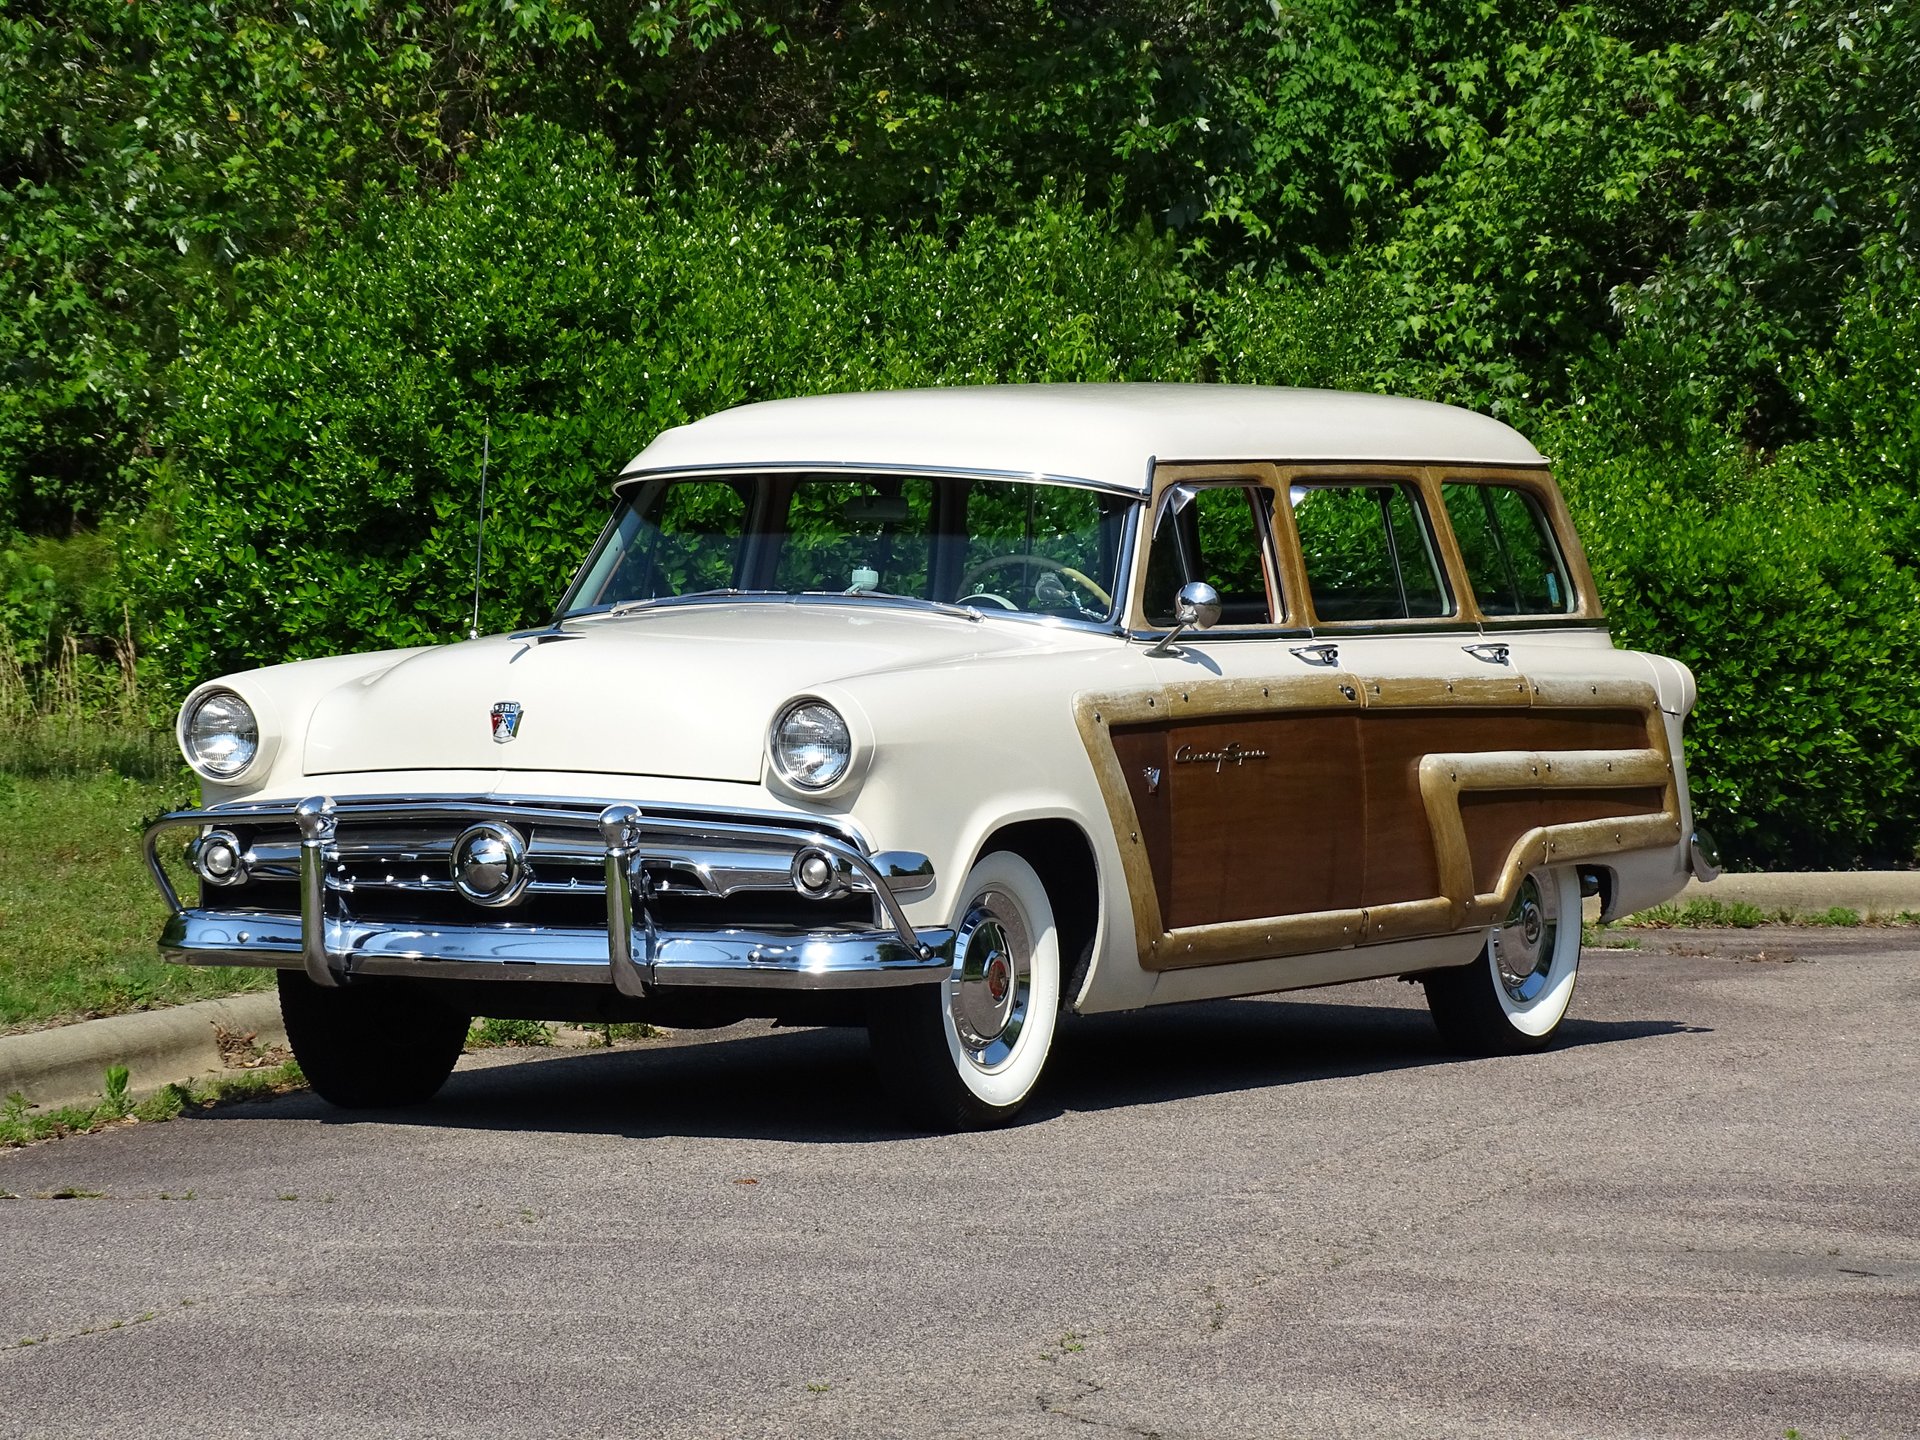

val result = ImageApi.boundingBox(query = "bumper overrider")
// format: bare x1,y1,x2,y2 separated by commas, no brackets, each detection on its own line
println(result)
144,795,954,993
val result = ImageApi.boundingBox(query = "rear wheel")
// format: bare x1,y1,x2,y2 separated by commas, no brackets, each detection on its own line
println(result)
1424,865,1581,1055
867,851,1061,1130
278,971,470,1108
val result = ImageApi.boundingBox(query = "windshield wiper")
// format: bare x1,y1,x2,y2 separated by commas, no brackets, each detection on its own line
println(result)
601,588,782,617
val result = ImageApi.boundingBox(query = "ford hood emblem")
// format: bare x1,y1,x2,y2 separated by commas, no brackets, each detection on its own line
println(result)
490,700,523,743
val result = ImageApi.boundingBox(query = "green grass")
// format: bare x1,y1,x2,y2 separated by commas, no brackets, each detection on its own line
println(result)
1809,905,1863,928
0,717,181,782
0,764,270,1033
0,1061,305,1147
1616,897,1878,929
1619,897,1769,929
467,1016,554,1048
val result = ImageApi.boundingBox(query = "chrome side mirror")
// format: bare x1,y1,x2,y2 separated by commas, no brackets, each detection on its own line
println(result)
1175,581,1222,631
1146,581,1222,656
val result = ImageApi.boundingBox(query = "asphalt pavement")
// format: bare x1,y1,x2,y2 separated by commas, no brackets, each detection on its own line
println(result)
2,927,1915,1439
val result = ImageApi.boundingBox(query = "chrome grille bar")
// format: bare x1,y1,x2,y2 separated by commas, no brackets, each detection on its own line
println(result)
142,792,940,991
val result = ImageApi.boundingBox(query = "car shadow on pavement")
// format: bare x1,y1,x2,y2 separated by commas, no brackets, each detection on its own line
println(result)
1034,1000,1705,1120
188,995,1705,1143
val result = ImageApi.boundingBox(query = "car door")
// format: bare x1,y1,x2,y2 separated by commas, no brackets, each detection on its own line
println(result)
1077,465,1370,973
1280,468,1677,935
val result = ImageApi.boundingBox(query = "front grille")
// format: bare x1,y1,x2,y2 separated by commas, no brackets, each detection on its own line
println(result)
201,800,879,934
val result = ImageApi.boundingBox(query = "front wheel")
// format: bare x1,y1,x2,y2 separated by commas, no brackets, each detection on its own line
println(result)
1424,865,1582,1055
278,971,470,1108
867,851,1061,1130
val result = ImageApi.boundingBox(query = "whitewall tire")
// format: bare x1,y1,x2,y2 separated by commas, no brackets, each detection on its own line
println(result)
1424,864,1582,1055
867,850,1061,1129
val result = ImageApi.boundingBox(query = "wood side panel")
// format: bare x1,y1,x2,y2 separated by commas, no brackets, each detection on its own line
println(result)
1118,713,1364,930
1358,722,1441,908
1358,708,1656,909
1458,786,1666,895
1087,677,1673,975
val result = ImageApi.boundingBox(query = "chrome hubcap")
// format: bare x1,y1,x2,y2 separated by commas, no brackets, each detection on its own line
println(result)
1491,872,1558,1003
949,890,1031,1070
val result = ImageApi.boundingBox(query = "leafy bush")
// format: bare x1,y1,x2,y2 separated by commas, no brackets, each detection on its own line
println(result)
1555,420,1920,869
143,124,1193,678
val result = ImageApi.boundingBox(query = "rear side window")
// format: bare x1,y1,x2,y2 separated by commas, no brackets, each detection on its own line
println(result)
1442,483,1576,615
1144,484,1277,627
1290,483,1450,621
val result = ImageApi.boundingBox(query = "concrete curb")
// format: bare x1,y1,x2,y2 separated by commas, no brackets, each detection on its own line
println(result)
1576,872,1920,925
1676,871,1920,921
0,991,286,1115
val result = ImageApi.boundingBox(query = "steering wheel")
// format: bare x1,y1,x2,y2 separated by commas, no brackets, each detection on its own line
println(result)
957,554,1112,613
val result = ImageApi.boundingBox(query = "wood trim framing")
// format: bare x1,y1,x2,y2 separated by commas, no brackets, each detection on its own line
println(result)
1125,459,1602,632
1074,675,1681,973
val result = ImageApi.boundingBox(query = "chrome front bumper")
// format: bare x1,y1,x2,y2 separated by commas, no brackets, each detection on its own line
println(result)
145,795,953,993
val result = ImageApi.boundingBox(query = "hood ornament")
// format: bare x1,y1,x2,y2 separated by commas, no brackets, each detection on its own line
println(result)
490,700,523,743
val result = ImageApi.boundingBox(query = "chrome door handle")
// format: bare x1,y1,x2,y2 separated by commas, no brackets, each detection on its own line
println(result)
1462,643,1511,665
1290,642,1340,667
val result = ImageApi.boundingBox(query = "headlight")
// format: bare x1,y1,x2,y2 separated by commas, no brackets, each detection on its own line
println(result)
770,699,852,791
181,689,259,780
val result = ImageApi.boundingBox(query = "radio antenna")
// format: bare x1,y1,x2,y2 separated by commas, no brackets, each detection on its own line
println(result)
468,425,490,641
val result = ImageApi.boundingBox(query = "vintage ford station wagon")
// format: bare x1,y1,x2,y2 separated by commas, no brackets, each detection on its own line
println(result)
146,385,1715,1128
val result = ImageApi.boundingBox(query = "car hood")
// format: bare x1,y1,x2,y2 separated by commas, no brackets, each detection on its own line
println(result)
302,601,1110,782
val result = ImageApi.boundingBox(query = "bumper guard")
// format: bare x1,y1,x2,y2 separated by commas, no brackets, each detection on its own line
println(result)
145,795,953,994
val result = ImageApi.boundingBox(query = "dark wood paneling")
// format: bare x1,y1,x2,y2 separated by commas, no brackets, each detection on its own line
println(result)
1357,709,1650,908
1109,704,1657,938
1117,713,1363,930
1458,785,1666,894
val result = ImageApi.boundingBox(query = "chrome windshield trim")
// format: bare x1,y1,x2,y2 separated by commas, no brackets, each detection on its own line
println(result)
610,460,1146,497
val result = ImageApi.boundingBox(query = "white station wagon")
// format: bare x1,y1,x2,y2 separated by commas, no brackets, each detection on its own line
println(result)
147,385,1716,1128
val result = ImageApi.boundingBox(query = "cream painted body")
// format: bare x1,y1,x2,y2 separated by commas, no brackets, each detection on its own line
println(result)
190,608,1697,1015
187,606,1151,1006
175,384,1704,1018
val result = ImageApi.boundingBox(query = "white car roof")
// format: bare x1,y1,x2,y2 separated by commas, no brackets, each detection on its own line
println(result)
620,384,1546,494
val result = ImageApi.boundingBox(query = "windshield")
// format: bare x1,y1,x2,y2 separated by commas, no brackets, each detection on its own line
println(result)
561,473,1134,623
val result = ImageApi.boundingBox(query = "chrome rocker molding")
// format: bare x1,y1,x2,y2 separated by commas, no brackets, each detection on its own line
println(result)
145,795,951,994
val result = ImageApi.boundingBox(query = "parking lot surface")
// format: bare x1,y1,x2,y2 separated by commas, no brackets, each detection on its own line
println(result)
2,928,1916,1439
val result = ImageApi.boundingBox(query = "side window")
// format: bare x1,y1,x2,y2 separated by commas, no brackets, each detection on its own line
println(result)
1442,483,1576,615
1144,484,1277,627
1290,483,1450,621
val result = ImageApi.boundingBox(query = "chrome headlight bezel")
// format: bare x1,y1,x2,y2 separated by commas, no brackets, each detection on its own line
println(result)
179,687,261,781
768,697,856,793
